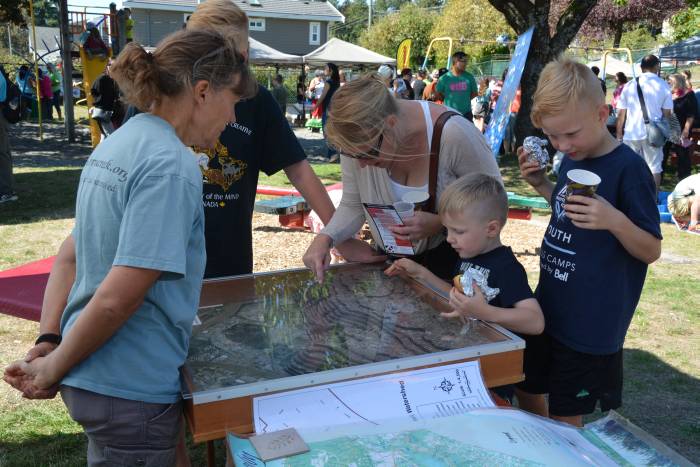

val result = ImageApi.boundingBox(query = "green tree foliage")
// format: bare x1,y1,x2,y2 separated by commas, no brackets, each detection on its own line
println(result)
415,0,444,7
1,0,29,25
32,0,59,27
359,3,438,67
374,0,411,14
0,24,30,55
1,0,58,26
332,0,369,43
615,26,658,49
476,43,510,59
431,0,513,62
669,1,700,42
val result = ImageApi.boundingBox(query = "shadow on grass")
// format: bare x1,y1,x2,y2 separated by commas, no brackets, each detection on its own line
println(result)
0,168,80,225
186,437,227,467
1,431,228,467
10,122,92,169
498,152,541,197
584,348,700,461
0,432,86,467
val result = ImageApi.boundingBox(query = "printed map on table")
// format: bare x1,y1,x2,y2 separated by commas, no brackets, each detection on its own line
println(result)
230,409,618,466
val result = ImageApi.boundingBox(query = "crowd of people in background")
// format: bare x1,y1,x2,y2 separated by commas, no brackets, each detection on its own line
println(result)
611,55,698,191
1,62,65,123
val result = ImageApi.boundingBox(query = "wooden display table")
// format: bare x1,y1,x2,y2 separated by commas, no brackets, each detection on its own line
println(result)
182,263,524,461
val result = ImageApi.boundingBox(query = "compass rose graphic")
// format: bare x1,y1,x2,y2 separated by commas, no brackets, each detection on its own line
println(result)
435,378,455,394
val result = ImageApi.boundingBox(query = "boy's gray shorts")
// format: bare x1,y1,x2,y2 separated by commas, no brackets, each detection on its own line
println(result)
61,385,182,467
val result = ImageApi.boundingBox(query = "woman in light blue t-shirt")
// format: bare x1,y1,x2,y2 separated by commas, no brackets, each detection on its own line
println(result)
4,29,256,466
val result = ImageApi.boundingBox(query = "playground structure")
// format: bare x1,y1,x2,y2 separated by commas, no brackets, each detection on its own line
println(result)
600,47,636,78
421,37,455,71
22,0,126,145
68,9,121,147
80,48,111,147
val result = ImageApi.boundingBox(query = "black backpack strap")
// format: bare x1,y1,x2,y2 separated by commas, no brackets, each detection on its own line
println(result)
635,78,650,125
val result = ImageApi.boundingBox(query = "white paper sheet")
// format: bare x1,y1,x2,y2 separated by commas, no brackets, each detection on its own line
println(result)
253,360,494,433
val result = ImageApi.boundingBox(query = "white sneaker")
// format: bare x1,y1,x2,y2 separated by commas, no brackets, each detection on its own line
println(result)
0,193,18,204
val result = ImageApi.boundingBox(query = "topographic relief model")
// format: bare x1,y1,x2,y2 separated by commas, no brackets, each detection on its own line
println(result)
272,429,543,467
185,264,506,393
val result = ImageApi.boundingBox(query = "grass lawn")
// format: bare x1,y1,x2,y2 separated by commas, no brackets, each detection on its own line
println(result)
258,161,343,188
1,161,699,465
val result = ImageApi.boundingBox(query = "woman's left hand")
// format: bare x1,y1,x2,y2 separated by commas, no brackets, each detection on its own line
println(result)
3,356,60,399
389,212,442,241
21,356,60,391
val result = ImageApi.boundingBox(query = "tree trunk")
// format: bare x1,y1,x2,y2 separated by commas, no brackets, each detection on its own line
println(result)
612,22,624,48
514,27,553,149
513,2,555,149
488,0,599,149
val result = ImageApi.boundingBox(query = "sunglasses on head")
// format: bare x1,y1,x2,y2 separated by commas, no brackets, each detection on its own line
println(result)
343,132,384,160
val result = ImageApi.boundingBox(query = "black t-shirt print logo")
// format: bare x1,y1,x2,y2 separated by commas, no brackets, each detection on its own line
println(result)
193,140,248,192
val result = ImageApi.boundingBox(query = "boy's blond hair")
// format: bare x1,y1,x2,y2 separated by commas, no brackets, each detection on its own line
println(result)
438,174,508,225
667,193,692,218
531,57,605,128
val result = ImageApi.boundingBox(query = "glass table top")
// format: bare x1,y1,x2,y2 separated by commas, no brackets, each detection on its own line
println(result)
183,263,518,403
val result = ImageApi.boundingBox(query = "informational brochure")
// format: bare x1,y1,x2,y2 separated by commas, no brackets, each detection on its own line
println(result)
362,203,415,256
253,360,494,434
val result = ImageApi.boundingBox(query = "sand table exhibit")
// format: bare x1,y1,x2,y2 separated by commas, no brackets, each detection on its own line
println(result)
185,264,508,395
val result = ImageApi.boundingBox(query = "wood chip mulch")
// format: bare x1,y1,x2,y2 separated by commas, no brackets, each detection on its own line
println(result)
252,213,546,275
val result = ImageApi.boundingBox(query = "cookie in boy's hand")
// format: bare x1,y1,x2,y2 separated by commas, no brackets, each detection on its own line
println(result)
523,136,550,170
453,274,464,293
454,268,501,302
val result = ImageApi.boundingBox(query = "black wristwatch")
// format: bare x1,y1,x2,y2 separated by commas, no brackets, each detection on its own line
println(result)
35,333,62,346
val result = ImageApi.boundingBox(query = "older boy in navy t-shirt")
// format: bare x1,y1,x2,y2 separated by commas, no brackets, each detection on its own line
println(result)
517,58,662,427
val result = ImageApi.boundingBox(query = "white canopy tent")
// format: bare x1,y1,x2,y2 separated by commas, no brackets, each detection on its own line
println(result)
248,37,303,66
587,56,676,79
587,56,641,78
303,38,395,67
147,38,302,67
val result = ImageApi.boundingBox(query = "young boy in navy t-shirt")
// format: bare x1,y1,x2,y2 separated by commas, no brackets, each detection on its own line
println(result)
386,174,545,395
517,58,662,427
